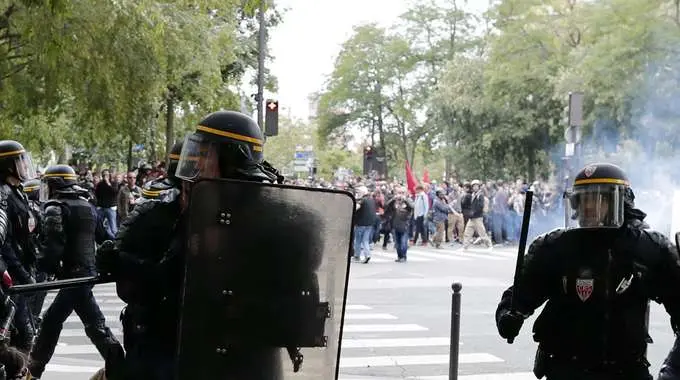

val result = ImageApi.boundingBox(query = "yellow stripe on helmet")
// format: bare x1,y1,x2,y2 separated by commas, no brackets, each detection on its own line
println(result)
43,173,78,179
0,149,25,158
574,178,629,186
196,125,263,146
142,189,162,197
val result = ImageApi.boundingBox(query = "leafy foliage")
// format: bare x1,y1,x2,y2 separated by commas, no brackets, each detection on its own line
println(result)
0,0,279,167
316,0,680,181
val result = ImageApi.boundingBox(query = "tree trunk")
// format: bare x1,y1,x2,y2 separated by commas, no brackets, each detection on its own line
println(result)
527,143,536,182
149,118,157,162
127,138,133,172
165,94,175,160
408,143,417,171
376,83,385,149
370,119,375,147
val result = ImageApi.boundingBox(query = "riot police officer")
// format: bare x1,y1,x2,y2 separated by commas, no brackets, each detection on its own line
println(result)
0,140,37,354
21,178,48,327
27,165,123,379
139,140,183,203
495,163,680,380
96,111,283,379
657,232,680,380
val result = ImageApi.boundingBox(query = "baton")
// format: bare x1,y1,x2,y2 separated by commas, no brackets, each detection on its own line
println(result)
508,190,533,344
6,276,111,296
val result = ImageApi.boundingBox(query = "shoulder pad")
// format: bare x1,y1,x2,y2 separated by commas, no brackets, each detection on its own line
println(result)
124,198,173,225
534,228,565,245
43,202,64,215
116,197,180,250
527,228,565,251
0,184,9,209
157,188,180,203
43,199,64,210
643,229,673,248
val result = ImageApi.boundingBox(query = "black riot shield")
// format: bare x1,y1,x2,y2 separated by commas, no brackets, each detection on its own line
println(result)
176,179,355,380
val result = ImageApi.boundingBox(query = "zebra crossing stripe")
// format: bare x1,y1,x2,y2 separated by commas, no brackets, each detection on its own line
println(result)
417,373,535,380
346,305,372,310
339,353,503,368
343,324,427,332
342,337,451,348
408,248,506,261
45,363,101,373
369,251,433,262
338,374,535,380
59,328,121,337
344,313,397,320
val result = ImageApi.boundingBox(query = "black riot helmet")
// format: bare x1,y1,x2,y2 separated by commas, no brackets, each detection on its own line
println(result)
0,140,36,182
568,163,628,229
167,140,183,181
40,164,78,201
176,111,282,183
22,178,40,201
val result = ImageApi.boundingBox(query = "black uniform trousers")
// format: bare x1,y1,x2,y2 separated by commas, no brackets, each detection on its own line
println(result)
29,284,118,377
28,272,48,326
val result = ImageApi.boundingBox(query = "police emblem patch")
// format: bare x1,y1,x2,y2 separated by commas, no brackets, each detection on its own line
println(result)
27,215,35,233
576,278,594,301
584,165,597,177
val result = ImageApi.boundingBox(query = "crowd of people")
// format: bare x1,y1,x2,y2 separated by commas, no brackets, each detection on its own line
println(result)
37,162,169,235
284,175,566,264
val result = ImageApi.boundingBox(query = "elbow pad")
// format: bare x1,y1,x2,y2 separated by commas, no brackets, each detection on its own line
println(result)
0,208,8,248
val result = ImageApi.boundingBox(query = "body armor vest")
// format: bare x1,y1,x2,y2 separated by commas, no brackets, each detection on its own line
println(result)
60,197,97,275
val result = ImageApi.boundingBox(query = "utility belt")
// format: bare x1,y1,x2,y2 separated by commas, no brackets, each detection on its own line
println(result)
534,346,650,378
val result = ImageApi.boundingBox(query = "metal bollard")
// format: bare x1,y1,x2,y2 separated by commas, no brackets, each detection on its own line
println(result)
449,282,462,380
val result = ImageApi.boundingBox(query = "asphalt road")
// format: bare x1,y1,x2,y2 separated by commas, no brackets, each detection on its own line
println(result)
37,242,677,379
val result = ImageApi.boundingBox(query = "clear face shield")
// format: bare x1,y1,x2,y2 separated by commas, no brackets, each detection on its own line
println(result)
175,134,221,182
567,184,625,229
13,151,36,182
38,180,50,202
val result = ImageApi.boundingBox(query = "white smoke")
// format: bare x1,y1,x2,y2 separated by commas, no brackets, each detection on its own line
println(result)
577,58,680,237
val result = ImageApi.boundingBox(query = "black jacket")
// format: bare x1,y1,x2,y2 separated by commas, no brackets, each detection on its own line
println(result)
354,196,377,227
496,226,680,373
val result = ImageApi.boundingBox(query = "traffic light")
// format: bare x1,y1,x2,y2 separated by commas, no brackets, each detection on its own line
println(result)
364,146,373,160
265,99,279,137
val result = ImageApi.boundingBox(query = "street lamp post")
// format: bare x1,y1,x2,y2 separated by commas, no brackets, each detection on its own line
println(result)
256,0,267,130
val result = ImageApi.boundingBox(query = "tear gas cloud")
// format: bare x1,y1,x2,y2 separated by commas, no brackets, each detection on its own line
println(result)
530,59,680,239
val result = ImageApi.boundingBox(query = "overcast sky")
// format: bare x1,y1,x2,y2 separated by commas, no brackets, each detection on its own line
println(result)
266,0,490,120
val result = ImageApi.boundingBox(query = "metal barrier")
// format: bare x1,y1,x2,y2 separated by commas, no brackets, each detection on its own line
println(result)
449,282,462,380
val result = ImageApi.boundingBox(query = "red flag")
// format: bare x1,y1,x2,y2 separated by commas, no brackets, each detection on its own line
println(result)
422,168,430,183
405,160,418,195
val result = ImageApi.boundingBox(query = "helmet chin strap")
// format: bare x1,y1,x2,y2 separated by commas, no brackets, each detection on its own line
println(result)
260,161,284,184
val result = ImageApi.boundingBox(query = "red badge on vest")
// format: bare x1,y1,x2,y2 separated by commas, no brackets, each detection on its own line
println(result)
576,278,594,301
27,215,36,233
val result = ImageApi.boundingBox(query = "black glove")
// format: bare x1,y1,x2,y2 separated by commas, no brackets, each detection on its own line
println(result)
96,240,119,277
497,310,524,340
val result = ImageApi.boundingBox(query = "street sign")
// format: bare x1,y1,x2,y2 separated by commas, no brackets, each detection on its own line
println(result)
294,147,314,173
568,92,584,127
564,126,582,144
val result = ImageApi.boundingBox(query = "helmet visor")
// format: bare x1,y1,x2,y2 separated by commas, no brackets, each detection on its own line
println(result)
175,134,221,182
568,184,625,229
39,181,50,203
15,151,36,182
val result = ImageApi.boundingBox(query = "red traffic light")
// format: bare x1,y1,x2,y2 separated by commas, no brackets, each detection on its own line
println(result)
266,100,278,111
